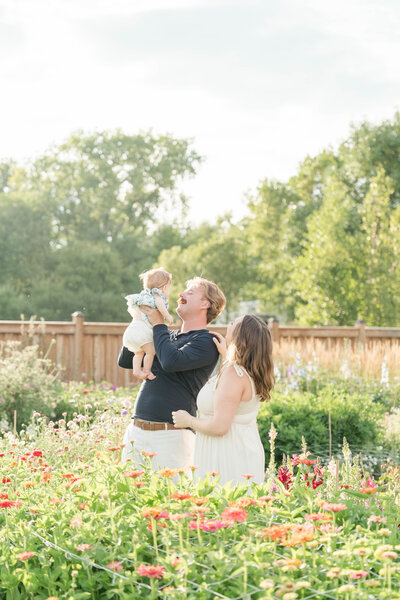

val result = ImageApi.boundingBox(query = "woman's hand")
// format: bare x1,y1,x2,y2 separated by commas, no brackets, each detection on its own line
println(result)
172,410,192,428
209,331,227,360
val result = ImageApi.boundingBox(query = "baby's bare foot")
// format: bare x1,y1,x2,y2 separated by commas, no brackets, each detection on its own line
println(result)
144,371,156,380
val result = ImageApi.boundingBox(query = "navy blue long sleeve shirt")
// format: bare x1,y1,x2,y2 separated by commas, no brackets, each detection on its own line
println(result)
133,324,219,423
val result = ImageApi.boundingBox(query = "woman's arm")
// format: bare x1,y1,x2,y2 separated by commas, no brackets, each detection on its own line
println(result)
172,366,244,436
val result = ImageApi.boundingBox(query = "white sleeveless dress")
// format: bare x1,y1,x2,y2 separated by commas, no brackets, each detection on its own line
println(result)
194,364,265,486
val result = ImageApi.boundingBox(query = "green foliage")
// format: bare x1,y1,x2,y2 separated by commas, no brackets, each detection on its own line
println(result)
1,396,400,598
243,112,400,325
0,341,63,430
2,115,400,325
0,130,199,321
258,384,385,461
158,217,252,320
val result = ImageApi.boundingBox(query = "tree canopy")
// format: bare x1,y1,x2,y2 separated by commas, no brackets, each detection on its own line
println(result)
1,115,400,325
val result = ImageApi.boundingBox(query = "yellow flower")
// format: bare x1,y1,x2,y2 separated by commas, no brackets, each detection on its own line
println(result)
327,567,341,578
337,584,354,593
332,550,347,557
259,578,274,590
375,544,394,558
378,528,391,536
295,581,311,589
282,593,298,600
353,547,371,556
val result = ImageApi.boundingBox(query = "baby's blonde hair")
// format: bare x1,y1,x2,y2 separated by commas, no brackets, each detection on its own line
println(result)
140,268,172,291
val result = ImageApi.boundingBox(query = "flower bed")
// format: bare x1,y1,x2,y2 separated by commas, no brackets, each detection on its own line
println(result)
0,392,400,600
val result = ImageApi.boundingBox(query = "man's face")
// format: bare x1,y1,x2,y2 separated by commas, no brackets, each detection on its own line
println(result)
176,284,209,320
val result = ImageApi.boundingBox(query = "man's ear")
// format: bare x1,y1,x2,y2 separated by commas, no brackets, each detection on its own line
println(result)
200,298,210,311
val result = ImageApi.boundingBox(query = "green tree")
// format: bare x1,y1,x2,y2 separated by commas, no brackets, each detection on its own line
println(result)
0,131,200,320
158,218,251,321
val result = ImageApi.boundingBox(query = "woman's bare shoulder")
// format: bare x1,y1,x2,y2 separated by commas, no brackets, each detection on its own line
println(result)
218,364,246,386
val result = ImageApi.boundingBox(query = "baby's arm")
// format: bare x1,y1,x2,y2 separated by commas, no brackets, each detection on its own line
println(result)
153,294,174,325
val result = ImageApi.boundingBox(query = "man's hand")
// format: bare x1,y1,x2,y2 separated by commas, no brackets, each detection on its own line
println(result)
139,305,164,326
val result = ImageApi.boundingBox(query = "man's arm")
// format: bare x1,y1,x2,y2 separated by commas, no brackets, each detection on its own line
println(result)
153,325,218,372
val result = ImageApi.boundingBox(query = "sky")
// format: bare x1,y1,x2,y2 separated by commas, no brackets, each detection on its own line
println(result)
1,0,400,224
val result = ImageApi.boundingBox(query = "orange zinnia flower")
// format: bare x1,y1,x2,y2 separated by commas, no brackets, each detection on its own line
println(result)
171,492,192,500
158,468,178,478
229,497,256,508
262,524,289,541
188,496,208,505
360,487,377,494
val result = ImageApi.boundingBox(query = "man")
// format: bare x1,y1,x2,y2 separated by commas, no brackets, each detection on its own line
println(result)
119,277,226,470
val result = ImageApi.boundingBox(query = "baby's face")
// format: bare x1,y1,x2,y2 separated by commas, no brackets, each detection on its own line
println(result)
163,281,171,297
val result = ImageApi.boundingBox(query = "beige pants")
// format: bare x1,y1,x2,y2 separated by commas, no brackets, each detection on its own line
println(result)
122,422,195,471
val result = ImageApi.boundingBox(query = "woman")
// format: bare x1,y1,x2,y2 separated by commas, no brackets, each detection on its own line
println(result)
172,314,274,485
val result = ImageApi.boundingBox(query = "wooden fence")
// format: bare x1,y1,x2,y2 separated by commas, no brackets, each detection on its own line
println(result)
1,315,400,386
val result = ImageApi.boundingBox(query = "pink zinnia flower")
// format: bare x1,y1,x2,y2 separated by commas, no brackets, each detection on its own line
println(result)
76,544,93,551
349,570,368,579
16,552,35,560
321,502,347,512
137,563,165,579
107,561,123,572
70,516,83,528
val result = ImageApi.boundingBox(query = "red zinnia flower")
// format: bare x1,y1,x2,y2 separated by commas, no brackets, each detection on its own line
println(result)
137,563,165,579
0,500,22,508
221,507,247,522
171,492,192,500
123,471,144,478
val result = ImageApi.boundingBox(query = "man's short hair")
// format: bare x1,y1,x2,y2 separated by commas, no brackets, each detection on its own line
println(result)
186,277,226,324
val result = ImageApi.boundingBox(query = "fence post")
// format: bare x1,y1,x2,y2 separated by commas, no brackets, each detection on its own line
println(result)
72,312,84,381
355,319,366,345
268,318,280,343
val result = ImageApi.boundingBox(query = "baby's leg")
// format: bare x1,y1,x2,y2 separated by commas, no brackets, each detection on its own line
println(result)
142,342,156,380
132,352,145,378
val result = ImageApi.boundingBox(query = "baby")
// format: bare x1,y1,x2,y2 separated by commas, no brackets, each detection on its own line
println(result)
123,268,174,379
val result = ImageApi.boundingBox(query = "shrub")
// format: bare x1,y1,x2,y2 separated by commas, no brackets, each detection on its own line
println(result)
0,341,63,430
258,384,385,461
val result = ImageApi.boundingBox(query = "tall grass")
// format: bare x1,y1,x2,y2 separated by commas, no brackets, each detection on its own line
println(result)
274,337,400,380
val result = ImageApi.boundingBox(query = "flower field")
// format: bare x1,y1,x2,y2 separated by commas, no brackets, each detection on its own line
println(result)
1,386,400,600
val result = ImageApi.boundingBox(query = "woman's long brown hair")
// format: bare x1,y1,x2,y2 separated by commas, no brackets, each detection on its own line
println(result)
229,315,275,401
